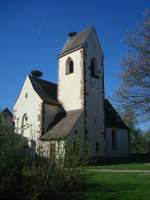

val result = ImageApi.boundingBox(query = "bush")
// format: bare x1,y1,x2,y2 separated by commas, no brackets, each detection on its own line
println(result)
0,118,87,200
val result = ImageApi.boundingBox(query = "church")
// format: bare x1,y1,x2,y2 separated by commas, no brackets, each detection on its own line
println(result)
13,27,129,159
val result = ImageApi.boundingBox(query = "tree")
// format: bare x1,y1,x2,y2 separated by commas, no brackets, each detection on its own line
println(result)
116,10,150,122
119,108,146,153
143,130,150,153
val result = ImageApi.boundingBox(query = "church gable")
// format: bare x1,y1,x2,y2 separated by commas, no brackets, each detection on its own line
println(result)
14,75,43,109
13,75,43,139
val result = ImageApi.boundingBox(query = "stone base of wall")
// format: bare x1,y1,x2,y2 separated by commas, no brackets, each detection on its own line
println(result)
87,153,150,165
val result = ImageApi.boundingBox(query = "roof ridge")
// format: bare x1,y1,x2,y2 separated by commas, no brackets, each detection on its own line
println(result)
28,74,57,86
28,74,59,105
66,108,84,113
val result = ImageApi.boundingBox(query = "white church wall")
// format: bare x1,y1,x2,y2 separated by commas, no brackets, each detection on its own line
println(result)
39,140,65,160
13,75,43,144
57,48,84,111
84,30,106,157
106,128,129,157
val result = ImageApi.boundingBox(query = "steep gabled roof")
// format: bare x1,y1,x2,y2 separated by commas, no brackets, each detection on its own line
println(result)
40,109,83,140
105,99,128,129
59,27,93,57
28,75,59,105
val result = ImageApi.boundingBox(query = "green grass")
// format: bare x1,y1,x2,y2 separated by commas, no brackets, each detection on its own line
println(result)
79,169,150,200
86,162,150,170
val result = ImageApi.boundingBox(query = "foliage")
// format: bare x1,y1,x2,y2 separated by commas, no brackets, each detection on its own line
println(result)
118,108,147,153
143,130,150,153
115,9,150,122
0,113,30,200
0,116,87,200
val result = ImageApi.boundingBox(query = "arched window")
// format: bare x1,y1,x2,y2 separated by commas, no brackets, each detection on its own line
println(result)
112,129,117,150
21,113,28,134
66,57,74,75
91,57,99,78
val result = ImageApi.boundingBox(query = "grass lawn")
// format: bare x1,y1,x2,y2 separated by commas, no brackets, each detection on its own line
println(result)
79,169,150,200
86,162,150,170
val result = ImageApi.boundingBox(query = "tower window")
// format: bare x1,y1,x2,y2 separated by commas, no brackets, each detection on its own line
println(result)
112,130,117,150
66,57,74,75
91,58,99,78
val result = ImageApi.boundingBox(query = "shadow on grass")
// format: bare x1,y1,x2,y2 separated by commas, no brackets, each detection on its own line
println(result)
80,177,139,200
79,169,150,200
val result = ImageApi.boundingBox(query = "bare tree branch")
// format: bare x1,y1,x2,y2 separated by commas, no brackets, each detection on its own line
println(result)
114,10,150,122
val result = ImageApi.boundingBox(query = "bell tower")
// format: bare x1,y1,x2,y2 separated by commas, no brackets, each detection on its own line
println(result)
57,31,86,111
57,27,106,157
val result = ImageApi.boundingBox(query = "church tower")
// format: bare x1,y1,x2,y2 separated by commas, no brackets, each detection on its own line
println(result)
57,27,106,156
57,31,87,111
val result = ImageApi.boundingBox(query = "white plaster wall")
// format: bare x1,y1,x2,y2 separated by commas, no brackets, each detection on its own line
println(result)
58,49,84,111
39,140,65,160
106,128,129,157
85,29,106,157
13,75,43,144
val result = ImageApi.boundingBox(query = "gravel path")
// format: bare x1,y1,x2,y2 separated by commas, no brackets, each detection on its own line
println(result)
90,169,150,173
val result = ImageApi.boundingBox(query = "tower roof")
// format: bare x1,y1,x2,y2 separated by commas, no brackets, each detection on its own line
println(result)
58,27,93,57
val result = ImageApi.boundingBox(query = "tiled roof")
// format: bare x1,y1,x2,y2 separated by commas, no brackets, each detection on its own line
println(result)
105,99,128,129
59,27,92,57
40,109,83,140
29,75,59,105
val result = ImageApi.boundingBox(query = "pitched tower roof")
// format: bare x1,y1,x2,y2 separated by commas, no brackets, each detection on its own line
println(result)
58,27,93,57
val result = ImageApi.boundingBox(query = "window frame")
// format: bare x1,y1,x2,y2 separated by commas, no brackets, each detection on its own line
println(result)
112,129,117,150
25,93,28,98
66,57,74,75
90,58,99,79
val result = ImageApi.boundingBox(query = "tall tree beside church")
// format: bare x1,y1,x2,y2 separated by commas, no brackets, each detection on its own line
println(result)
119,108,146,153
116,10,150,121
143,130,150,153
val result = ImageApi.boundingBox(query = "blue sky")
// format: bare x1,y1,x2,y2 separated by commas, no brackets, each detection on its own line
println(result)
0,0,149,114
